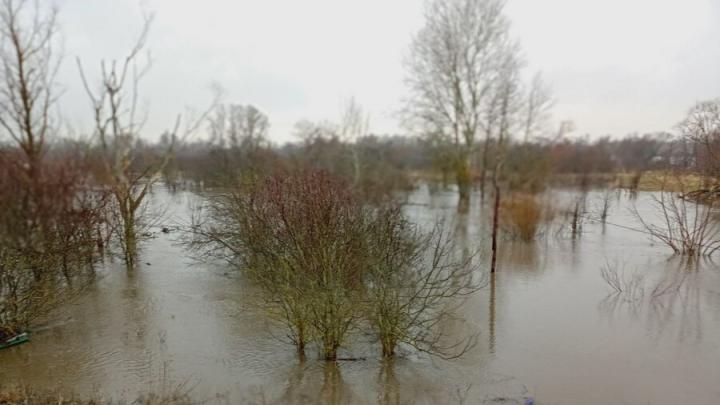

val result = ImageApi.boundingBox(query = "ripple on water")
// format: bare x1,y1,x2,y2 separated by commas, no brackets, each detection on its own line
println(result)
1,186,719,405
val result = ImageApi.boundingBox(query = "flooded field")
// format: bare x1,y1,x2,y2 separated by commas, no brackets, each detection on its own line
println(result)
1,185,719,404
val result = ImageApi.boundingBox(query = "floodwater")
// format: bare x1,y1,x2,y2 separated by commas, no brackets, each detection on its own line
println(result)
1,185,719,404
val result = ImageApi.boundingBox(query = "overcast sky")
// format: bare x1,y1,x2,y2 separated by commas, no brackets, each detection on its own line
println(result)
55,0,720,143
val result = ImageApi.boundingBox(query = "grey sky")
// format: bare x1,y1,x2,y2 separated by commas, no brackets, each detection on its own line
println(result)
55,0,720,143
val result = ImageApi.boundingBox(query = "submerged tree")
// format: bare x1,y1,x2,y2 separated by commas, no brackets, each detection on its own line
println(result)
489,49,523,272
405,0,513,208
77,16,211,270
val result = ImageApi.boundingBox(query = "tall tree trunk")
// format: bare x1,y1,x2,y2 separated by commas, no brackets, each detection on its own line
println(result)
457,152,471,212
480,134,492,202
122,209,137,270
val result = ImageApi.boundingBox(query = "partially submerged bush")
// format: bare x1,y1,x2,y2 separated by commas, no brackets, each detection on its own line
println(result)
634,189,720,256
190,170,480,359
500,193,551,241
366,212,481,358
0,153,107,332
191,172,369,359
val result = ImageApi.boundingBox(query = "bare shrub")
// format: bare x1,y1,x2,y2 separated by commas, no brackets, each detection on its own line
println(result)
633,185,720,256
189,171,482,360
190,171,368,359
365,214,482,358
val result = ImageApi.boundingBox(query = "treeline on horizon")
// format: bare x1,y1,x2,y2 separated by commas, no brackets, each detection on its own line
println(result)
101,123,692,191
1,107,699,197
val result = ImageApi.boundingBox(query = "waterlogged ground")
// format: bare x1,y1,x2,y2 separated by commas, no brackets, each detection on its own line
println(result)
1,185,719,404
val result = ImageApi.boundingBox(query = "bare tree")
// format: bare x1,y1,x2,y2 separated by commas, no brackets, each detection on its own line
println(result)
0,0,59,261
405,0,513,207
77,16,211,270
479,87,500,202
209,103,269,150
339,97,369,186
489,50,522,273
0,0,59,175
0,0,106,332
678,98,720,197
292,119,336,145
522,73,552,143
206,102,270,184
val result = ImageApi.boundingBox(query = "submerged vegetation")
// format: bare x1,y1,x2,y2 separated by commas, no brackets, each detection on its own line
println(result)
500,193,553,241
189,171,481,359
0,0,719,402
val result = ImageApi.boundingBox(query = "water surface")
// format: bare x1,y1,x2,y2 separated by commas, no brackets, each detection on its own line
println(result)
1,185,719,404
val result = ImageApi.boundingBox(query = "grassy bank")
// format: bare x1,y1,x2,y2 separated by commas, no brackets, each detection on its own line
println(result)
411,169,710,193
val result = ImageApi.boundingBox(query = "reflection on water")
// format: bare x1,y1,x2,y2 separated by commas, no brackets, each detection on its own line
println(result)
377,359,400,405
1,185,719,404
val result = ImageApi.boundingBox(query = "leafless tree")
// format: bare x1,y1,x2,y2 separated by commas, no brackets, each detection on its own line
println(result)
339,97,369,186
0,0,105,332
522,73,552,143
77,16,212,270
209,103,269,150
489,50,523,272
405,0,550,272
292,119,336,145
678,98,720,198
0,0,59,175
405,0,513,207
206,102,270,184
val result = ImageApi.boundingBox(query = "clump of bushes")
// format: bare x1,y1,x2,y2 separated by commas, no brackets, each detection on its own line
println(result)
189,170,480,359
0,152,108,333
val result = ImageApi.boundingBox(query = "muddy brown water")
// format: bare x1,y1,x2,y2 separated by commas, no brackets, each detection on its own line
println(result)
1,185,719,404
